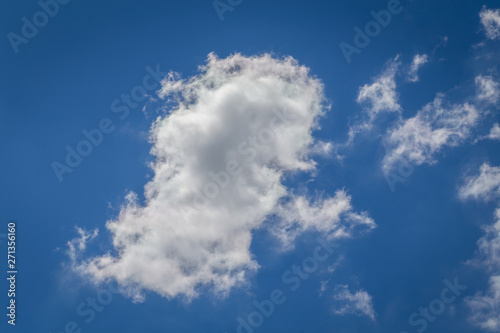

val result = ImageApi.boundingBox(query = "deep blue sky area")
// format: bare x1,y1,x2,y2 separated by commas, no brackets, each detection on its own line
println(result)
1,0,499,332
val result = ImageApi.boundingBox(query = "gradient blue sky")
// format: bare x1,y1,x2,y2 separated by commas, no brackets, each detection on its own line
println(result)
1,0,500,332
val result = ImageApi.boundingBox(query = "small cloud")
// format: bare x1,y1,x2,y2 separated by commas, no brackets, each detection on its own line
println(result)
67,227,99,263
464,207,500,331
319,279,330,296
327,255,344,273
480,6,500,40
271,190,375,249
476,75,500,105
382,96,480,174
460,164,500,330
356,56,401,118
487,123,500,141
341,56,401,147
332,285,376,321
476,123,500,143
407,54,428,82
466,275,500,331
459,163,500,202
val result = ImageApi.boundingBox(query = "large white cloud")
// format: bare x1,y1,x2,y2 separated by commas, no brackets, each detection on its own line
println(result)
70,53,374,301
480,7,500,40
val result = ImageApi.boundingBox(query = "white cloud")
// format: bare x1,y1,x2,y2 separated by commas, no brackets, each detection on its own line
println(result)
474,209,500,271
382,96,480,173
465,209,500,331
467,275,500,332
382,72,499,173
271,190,375,249
488,123,500,141
356,57,401,118
332,285,376,321
460,165,500,331
407,54,428,82
342,57,401,146
480,7,500,40
319,279,330,296
67,227,98,263
70,53,373,301
476,75,500,105
459,163,500,202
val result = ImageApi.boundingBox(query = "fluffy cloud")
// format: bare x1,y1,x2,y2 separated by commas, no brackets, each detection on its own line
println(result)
382,96,480,173
332,285,376,321
70,53,373,301
356,56,401,118
460,165,500,331
407,54,428,82
476,75,500,105
480,7,500,40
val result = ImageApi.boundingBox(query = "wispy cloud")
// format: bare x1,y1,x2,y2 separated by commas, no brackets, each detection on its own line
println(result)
476,75,500,105
356,56,401,118
381,71,500,174
272,190,375,249
467,274,500,332
460,164,500,331
332,285,376,321
407,54,428,82
343,56,401,146
487,123,500,141
459,163,500,202
67,227,99,263
382,96,480,173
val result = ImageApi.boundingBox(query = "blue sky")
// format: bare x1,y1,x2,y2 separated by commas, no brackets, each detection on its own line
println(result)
1,0,500,332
